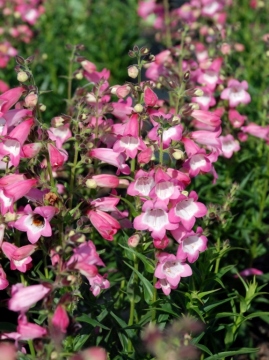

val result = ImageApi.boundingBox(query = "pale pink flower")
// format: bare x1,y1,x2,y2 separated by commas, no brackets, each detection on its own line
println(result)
9,283,50,313
13,205,56,244
134,201,178,239
241,123,269,141
176,227,208,263
0,265,8,290
89,274,110,296
89,148,130,175
2,242,36,272
17,315,47,340
221,79,251,107
169,191,207,231
154,252,192,295
220,135,240,158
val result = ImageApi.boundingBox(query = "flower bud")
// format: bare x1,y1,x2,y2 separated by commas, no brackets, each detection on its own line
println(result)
134,104,144,113
17,71,29,82
86,179,97,189
86,93,97,103
39,103,46,112
172,149,184,160
128,65,139,79
128,234,140,247
25,92,38,108
75,72,83,80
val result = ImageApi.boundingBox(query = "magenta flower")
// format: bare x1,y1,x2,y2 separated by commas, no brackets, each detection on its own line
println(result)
52,305,70,333
87,209,121,241
13,205,56,244
221,79,251,107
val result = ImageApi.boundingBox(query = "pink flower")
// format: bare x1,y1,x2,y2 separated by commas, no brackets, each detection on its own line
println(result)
52,305,69,333
8,283,50,313
241,123,269,141
154,252,192,295
228,109,246,128
0,175,37,215
89,274,110,296
176,227,208,263
2,242,36,272
13,205,56,244
87,209,121,241
221,79,251,107
238,268,263,277
48,143,68,169
89,148,130,175
17,315,47,340
0,265,9,290
134,201,178,239
169,191,207,231
220,135,240,158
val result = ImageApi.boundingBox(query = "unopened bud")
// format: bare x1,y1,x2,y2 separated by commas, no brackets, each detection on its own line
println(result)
118,179,129,188
128,65,139,79
172,115,181,123
194,88,204,96
128,234,140,247
183,71,190,82
4,212,17,222
189,102,199,110
25,92,38,108
172,149,184,160
17,71,29,82
75,72,83,80
86,179,97,189
140,47,150,55
134,104,144,113
51,116,65,127
39,103,46,112
51,351,58,360
86,93,96,102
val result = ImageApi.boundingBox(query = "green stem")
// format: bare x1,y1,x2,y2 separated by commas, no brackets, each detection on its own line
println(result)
67,47,76,112
163,0,172,48
28,340,36,358
127,254,139,353
46,154,56,189
159,130,164,166
151,276,157,323
68,141,79,209
214,236,221,274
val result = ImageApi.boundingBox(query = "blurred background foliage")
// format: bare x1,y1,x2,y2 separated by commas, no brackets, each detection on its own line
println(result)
1,0,140,119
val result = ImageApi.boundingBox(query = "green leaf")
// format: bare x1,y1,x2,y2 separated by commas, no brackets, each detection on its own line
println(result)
244,311,269,320
195,343,213,356
76,314,110,330
124,261,154,304
120,244,155,273
204,347,258,360
203,297,236,312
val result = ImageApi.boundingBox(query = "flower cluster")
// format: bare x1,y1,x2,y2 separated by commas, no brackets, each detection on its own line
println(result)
138,0,269,158
0,0,45,92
